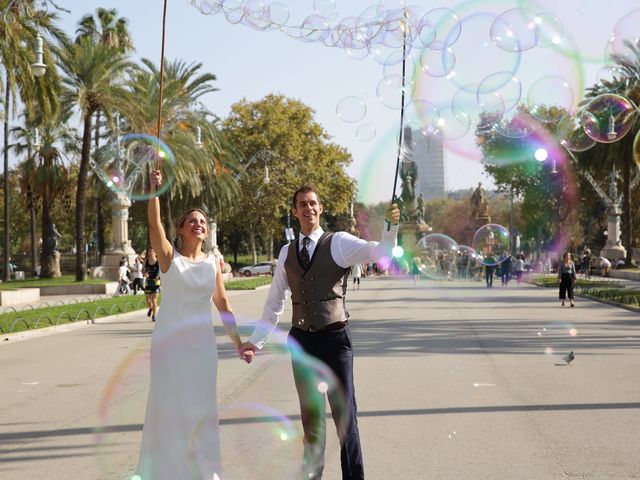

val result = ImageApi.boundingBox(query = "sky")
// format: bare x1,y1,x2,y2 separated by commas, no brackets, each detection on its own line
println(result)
52,0,640,204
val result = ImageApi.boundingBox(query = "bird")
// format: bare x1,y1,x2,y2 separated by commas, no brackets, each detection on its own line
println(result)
563,351,575,364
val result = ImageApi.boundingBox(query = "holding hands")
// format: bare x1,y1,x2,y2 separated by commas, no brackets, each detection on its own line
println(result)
239,342,257,364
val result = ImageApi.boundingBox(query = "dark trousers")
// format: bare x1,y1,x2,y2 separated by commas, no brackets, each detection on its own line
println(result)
559,273,574,300
288,326,364,480
485,266,494,287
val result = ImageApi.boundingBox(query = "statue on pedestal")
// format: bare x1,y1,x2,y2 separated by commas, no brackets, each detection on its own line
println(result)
416,193,425,224
470,182,490,220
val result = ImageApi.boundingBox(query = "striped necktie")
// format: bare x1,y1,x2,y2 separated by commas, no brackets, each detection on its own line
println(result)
300,237,311,270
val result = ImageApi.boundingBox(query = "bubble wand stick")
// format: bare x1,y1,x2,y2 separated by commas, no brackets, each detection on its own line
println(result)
155,0,169,173
388,10,409,231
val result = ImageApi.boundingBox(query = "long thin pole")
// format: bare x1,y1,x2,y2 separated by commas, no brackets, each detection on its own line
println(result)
389,12,409,229
155,0,169,169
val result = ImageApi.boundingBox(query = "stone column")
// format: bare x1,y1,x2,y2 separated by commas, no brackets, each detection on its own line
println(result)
600,205,626,261
91,191,136,280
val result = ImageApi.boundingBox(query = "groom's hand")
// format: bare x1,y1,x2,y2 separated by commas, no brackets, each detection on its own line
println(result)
384,203,400,225
239,342,257,364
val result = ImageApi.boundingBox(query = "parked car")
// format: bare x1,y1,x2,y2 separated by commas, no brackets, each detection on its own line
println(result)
238,262,274,277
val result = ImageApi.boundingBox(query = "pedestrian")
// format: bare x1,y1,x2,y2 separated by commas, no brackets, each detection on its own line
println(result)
558,251,577,307
581,249,591,279
514,253,525,285
133,170,252,480
117,261,131,295
598,256,611,276
484,263,494,288
240,184,400,480
352,263,362,290
144,249,161,322
411,256,421,286
500,254,512,286
132,255,145,295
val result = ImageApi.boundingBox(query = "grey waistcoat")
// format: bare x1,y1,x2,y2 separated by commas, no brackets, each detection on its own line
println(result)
285,232,349,331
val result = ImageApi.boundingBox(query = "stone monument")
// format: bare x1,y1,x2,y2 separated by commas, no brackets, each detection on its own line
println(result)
600,167,627,262
397,128,430,251
91,118,139,280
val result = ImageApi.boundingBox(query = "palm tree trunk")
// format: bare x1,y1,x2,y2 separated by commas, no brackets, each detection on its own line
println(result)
28,187,37,276
623,158,632,265
40,189,54,278
3,78,9,282
75,112,93,281
94,111,105,263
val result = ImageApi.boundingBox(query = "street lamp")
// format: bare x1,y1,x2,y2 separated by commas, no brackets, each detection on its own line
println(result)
32,127,41,149
194,125,203,150
30,33,47,77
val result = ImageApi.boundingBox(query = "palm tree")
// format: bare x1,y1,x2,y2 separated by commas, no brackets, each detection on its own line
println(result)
580,39,640,265
75,7,134,264
58,37,135,280
13,115,75,277
0,2,67,280
126,58,241,241
76,7,133,53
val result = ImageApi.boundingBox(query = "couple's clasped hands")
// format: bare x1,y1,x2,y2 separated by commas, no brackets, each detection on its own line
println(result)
238,342,257,364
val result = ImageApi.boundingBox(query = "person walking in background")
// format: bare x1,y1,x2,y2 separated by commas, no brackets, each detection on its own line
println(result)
581,249,592,279
513,253,525,285
500,253,512,286
117,260,131,295
558,251,577,307
144,248,161,322
484,263,494,288
240,184,400,480
132,255,145,295
352,263,362,290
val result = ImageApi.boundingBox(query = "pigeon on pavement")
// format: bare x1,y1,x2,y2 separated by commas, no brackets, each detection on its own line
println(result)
563,351,575,364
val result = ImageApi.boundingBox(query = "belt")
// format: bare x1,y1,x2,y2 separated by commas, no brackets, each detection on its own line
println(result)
308,320,348,332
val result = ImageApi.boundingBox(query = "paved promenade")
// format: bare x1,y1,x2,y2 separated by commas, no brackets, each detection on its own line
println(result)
1,278,639,479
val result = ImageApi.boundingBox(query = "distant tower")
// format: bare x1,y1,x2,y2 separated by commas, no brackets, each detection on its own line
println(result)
410,131,446,201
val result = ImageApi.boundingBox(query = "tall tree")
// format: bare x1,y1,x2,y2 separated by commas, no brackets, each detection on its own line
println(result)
222,94,356,262
579,39,640,264
75,7,134,263
126,58,240,241
477,106,579,254
58,37,134,280
0,2,66,280
13,115,75,277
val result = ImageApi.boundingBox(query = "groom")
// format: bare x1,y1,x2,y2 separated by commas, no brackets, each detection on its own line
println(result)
241,184,399,479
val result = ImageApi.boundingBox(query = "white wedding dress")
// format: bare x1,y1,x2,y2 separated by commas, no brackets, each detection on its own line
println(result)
135,251,221,480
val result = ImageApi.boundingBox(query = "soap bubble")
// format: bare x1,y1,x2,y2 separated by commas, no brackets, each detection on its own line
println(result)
580,93,636,144
94,133,176,201
336,96,367,123
472,224,511,267
415,233,459,280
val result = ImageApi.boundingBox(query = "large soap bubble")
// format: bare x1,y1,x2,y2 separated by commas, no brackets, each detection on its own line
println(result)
580,93,636,144
415,233,459,280
472,224,511,267
94,133,176,201
490,8,539,53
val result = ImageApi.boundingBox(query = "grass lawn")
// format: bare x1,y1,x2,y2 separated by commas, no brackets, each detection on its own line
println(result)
0,294,150,334
225,276,272,290
528,275,623,289
1,276,271,335
529,275,639,309
575,286,640,307
0,275,111,290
